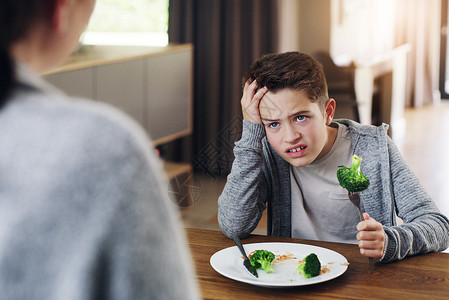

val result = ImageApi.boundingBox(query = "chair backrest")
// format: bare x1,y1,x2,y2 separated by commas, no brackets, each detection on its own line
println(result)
312,51,359,121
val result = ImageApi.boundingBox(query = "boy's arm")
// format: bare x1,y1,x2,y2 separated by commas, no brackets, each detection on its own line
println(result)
380,138,449,262
218,120,269,238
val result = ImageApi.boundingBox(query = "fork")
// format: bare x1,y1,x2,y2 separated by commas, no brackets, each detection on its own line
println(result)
233,236,258,277
348,192,376,272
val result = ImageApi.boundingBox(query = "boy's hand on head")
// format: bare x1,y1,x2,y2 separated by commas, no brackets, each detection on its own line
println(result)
356,213,385,260
241,80,268,124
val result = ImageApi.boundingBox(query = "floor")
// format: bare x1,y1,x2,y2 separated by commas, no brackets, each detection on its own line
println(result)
396,101,449,219
182,101,449,242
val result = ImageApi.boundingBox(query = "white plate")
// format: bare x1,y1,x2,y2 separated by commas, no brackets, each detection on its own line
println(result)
210,242,349,288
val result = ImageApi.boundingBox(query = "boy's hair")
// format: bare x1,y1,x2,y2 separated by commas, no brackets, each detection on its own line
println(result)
242,51,329,111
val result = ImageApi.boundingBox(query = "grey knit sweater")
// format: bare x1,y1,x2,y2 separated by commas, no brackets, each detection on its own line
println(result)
0,64,200,299
218,120,449,263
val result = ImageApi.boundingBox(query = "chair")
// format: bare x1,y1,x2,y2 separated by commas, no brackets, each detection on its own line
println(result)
312,51,360,122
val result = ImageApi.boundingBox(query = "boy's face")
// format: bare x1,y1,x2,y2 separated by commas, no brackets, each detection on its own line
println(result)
259,89,336,168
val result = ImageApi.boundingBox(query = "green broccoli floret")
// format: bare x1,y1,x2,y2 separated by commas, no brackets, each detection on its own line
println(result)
337,155,370,192
249,250,275,273
297,253,321,278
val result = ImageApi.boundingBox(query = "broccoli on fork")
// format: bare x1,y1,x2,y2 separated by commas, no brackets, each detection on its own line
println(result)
297,253,321,278
249,250,275,273
337,155,370,192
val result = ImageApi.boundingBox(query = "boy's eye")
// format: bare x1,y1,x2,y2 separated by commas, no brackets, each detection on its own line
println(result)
268,122,279,129
295,115,307,122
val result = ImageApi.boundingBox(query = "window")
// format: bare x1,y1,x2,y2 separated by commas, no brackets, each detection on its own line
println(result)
82,0,169,47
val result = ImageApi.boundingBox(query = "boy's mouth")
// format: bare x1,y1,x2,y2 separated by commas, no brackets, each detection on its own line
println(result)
287,145,307,153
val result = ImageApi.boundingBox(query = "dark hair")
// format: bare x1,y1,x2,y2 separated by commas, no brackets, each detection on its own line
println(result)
242,52,329,111
0,1,52,107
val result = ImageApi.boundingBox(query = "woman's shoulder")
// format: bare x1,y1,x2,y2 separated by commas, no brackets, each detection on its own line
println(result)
63,95,148,143
8,89,153,160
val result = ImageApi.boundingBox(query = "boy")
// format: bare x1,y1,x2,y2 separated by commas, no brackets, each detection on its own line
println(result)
218,51,449,263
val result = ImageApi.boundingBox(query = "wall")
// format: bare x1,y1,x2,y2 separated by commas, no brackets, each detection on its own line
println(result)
330,0,396,65
277,0,332,55
298,0,331,56
277,0,301,52
278,0,397,64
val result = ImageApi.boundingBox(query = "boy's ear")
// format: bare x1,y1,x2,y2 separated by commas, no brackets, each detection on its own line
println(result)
51,0,70,33
324,98,336,125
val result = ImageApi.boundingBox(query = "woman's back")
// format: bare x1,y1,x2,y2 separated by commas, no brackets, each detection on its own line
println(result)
0,63,199,299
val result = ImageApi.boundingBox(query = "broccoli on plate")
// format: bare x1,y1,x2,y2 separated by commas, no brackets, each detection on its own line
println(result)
249,250,275,273
297,253,321,278
337,155,370,192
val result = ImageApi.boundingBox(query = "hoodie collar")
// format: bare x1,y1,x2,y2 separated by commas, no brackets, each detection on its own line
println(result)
14,61,64,96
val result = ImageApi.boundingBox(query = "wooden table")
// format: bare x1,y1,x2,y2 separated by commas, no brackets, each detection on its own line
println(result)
186,228,449,299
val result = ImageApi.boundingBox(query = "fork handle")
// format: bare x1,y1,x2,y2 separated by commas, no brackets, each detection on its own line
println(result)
356,209,364,222
356,208,375,272
369,257,375,272
359,212,376,272
233,237,249,260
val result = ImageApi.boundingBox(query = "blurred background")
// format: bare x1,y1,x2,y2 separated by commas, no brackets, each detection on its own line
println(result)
75,0,449,232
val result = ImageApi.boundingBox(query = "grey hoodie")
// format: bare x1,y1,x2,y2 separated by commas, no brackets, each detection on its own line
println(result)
218,119,449,263
0,63,200,299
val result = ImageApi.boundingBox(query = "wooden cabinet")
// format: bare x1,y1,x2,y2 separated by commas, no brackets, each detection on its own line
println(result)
164,161,194,213
96,60,145,125
43,45,194,212
44,68,95,99
44,44,193,145
145,49,192,144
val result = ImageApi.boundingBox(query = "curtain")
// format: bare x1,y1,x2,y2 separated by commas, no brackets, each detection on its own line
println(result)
167,0,278,178
394,0,441,107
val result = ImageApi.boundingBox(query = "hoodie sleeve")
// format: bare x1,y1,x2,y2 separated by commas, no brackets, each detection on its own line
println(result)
218,120,269,238
380,137,449,262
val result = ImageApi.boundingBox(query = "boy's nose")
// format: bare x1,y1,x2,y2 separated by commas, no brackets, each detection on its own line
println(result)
283,125,301,143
